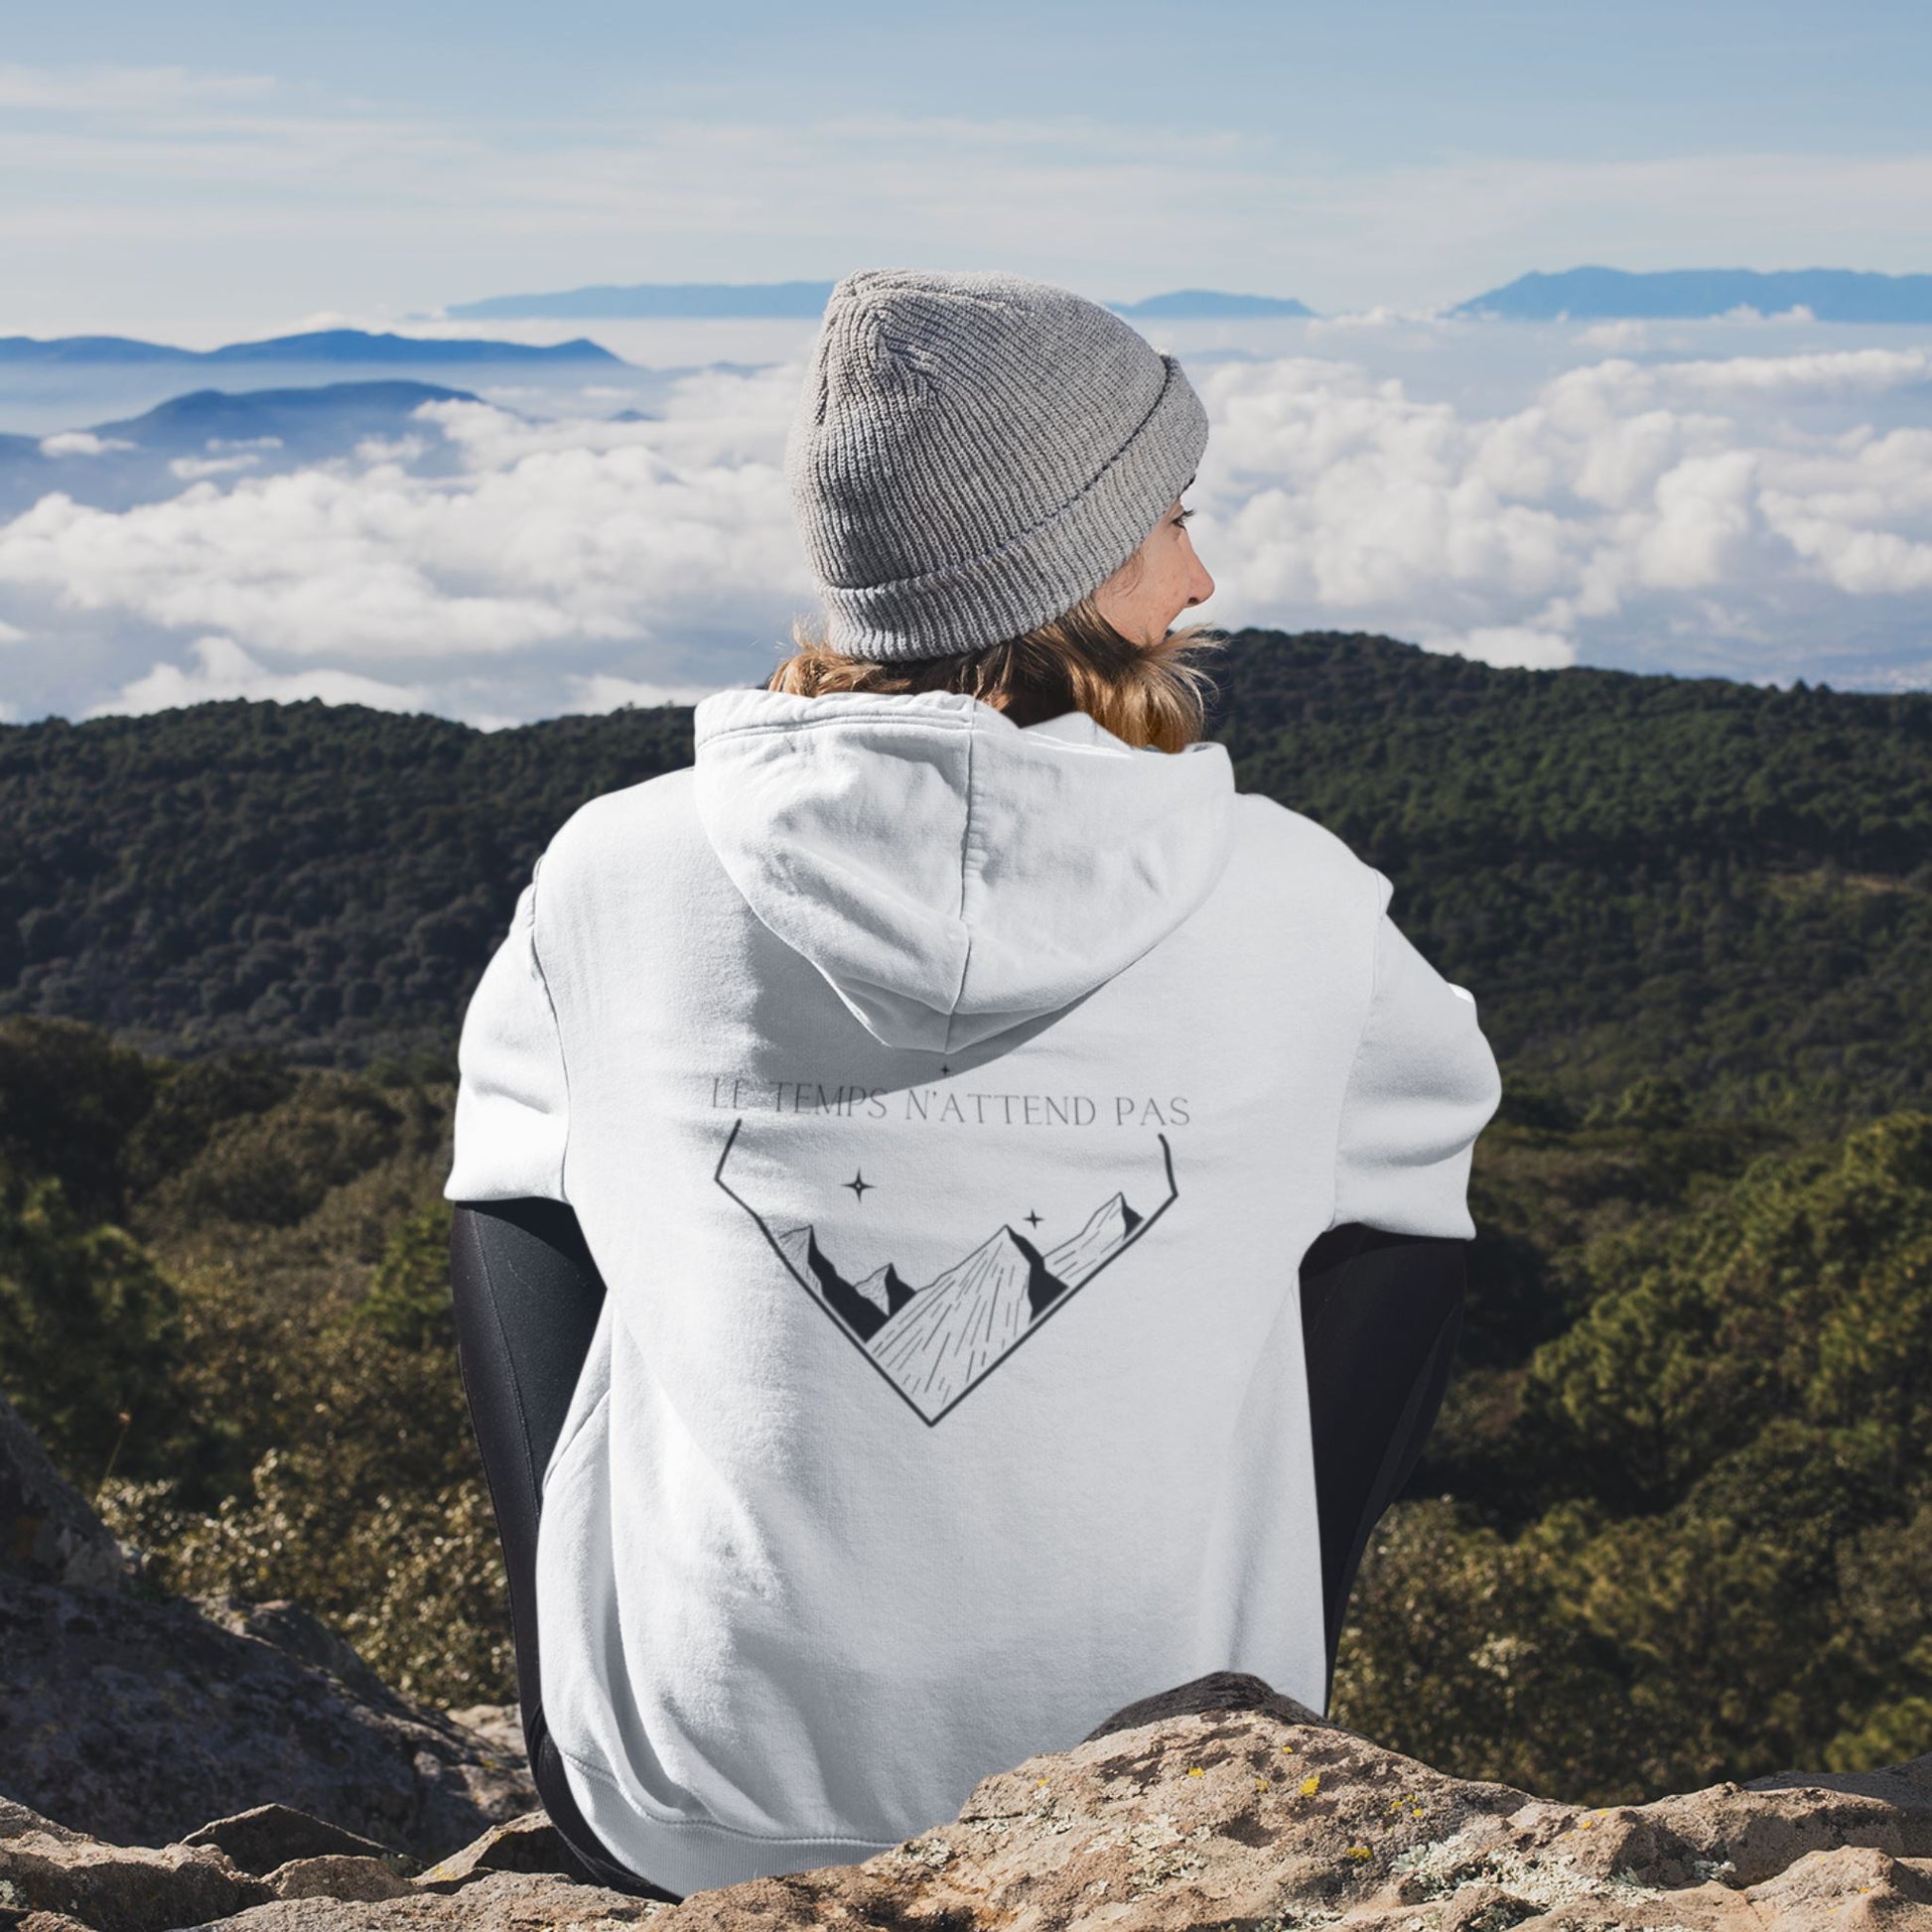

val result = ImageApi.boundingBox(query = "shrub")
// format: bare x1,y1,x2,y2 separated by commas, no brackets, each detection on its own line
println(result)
0,1162,187,1485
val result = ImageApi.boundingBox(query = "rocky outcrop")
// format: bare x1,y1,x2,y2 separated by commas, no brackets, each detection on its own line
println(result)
190,1870,664,1930
177,1806,409,1876
646,1678,1932,1929
0,1389,534,1862
4,1674,1929,1931
0,1567,535,1861
8,1383,1931,1929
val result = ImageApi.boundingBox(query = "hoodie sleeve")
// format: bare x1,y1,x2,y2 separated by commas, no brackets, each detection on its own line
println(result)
1330,888,1502,1240
444,871,570,1203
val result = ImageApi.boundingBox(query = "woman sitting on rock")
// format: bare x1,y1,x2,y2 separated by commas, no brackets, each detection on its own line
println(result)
444,268,1502,1902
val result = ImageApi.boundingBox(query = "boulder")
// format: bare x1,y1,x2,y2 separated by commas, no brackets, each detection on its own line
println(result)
627,1692,1932,1930
193,1600,399,1712
179,1808,407,1878
0,1821,268,1932
5,1681,1932,1930
0,1570,534,1860
177,1869,667,1929
0,1395,533,1864
9,1400,1931,1930
1077,1664,1332,1741
3,1796,88,1846
262,1857,411,1903
411,1813,575,1893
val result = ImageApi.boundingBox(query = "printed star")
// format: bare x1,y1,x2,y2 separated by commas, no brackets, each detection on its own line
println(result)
1025,1211,1043,1228
844,1172,874,1201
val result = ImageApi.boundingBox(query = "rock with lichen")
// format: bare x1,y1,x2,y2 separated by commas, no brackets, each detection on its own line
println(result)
654,1677,1928,1931
7,1674,1932,1930
6,1393,1930,1929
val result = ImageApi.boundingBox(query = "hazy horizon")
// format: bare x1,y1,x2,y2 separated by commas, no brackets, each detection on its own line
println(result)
3,305,1929,726
3,3,1927,722
3,1,1929,334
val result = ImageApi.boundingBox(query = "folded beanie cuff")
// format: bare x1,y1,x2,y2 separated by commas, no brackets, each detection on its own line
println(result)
814,357,1209,663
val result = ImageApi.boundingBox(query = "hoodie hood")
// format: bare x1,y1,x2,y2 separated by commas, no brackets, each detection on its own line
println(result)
691,687,1236,1053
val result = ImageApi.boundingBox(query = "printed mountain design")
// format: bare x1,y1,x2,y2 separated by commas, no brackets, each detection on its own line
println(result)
716,1120,1178,1427
772,1225,921,1336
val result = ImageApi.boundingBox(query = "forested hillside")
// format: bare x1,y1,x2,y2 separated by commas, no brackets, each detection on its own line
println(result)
5,628,1929,1118
0,700,691,1067
4,629,1931,1804
3,1013,1927,1805
1208,632,1932,1116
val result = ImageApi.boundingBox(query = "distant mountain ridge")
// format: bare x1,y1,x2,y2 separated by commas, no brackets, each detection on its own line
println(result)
88,382,478,446
1454,267,1932,323
1108,291,1313,319
0,330,621,367
0,381,484,519
443,281,1316,322
444,266,1932,326
446,282,839,321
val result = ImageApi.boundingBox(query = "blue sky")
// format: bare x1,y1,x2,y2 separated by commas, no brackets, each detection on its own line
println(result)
4,1,1929,337
9,0,1928,151
3,2,1929,720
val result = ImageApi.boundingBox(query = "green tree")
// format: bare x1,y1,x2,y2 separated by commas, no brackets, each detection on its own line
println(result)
1338,1111,1932,1798
358,1199,456,1351
1331,1497,1644,1803
153,1079,404,1228
0,1161,187,1488
0,1018,156,1221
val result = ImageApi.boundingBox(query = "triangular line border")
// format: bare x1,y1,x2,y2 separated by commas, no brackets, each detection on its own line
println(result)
714,1116,1178,1428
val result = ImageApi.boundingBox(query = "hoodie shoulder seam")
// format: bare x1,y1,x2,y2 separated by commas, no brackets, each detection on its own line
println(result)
1325,867,1395,1233
943,710,984,1052
526,853,574,1206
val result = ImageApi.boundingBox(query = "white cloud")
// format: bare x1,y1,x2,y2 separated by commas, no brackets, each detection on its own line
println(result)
39,431,134,457
0,63,276,114
1657,346,1932,398
352,434,428,465
1303,308,1439,342
1577,320,1649,351
5,328,1932,719
92,635,430,715
0,618,26,644
570,672,738,712
169,453,262,480
1185,341,1932,681
0,368,811,685
1423,626,1580,671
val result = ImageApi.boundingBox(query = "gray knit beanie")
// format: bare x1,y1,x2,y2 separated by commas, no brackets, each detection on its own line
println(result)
784,268,1209,662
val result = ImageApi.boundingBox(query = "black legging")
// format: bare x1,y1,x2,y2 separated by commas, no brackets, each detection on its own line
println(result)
448,1200,1464,1899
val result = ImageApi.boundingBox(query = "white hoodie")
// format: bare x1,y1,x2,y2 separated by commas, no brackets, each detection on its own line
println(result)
446,686,1501,1897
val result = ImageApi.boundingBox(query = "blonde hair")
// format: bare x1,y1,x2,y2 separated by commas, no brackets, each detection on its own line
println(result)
767,597,1225,755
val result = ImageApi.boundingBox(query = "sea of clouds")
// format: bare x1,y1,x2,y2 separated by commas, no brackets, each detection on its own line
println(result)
1,313,1929,724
